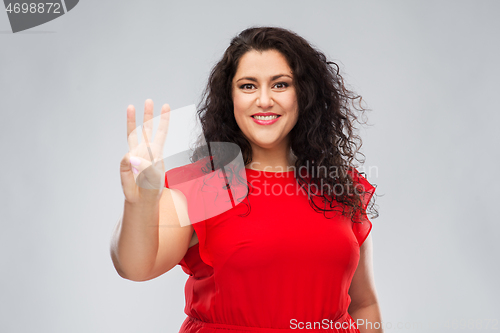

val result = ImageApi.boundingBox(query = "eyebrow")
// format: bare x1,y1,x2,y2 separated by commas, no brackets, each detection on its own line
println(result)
235,74,293,83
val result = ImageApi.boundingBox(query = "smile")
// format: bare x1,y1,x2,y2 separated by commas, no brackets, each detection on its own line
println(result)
251,114,281,125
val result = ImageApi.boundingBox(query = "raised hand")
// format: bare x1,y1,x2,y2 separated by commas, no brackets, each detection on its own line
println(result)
119,99,171,203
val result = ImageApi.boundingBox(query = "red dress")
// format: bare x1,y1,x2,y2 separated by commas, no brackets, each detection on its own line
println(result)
165,164,375,333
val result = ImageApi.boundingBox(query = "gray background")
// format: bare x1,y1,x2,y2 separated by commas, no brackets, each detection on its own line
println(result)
1,1,499,332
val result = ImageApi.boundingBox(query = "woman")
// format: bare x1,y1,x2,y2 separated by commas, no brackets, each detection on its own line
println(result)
111,26,382,333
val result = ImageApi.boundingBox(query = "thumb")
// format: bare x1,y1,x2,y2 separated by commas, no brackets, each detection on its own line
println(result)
120,152,135,173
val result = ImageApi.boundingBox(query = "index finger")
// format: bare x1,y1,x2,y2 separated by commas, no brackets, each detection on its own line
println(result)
126,104,138,151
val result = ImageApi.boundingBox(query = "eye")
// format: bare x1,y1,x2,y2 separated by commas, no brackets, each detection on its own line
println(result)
239,83,255,90
274,82,289,89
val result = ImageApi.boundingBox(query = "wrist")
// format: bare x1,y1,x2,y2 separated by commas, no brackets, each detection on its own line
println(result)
124,193,161,207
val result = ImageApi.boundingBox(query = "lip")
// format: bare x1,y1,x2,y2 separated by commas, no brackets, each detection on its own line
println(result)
251,113,281,125
251,112,280,117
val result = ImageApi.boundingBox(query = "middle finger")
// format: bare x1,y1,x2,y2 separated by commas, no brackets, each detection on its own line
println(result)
142,99,154,146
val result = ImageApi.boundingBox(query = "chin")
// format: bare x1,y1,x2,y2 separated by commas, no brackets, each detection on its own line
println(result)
252,140,280,149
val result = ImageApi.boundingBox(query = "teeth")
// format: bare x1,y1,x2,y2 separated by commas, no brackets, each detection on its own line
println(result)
253,115,279,120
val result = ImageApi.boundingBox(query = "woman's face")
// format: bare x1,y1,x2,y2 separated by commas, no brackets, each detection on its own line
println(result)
232,49,299,152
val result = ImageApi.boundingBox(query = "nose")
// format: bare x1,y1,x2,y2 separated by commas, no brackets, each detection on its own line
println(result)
256,88,274,109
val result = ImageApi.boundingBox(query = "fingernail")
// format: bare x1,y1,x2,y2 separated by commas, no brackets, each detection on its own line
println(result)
132,167,139,174
130,156,141,166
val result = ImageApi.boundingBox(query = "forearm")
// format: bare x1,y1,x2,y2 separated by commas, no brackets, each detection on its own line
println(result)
110,199,160,281
350,302,383,333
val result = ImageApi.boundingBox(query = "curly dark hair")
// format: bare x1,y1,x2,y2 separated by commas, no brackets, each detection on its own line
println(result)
191,26,378,222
